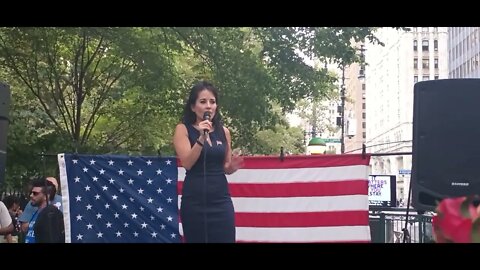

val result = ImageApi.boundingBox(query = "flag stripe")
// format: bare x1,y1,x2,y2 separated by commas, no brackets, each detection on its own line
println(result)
58,154,72,243
235,226,371,243
241,154,370,169
179,165,369,183
177,180,368,197
178,195,369,212
235,211,369,227
175,154,369,169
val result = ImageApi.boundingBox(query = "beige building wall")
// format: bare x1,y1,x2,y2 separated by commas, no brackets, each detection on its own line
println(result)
344,59,366,154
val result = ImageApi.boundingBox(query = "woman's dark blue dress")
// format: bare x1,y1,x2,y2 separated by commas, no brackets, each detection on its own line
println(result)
180,124,235,243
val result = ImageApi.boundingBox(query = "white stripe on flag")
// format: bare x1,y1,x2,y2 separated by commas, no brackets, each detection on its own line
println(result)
179,165,368,183
178,195,368,213
57,153,72,243
236,225,371,242
232,195,368,212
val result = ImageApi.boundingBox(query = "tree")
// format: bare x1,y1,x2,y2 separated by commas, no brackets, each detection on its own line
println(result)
0,27,185,186
0,27,391,187
0,27,182,152
252,125,305,155
169,27,384,150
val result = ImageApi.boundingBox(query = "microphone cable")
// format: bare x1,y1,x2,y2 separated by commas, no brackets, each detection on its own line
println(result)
201,112,211,243
202,133,208,243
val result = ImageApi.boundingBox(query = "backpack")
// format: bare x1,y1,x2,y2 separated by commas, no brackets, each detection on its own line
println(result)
34,204,65,243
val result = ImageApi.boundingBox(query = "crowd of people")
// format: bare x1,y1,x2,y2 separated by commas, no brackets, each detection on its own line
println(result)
0,176,64,243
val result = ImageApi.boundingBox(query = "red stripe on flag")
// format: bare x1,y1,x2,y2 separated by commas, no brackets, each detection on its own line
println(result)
178,181,183,195
228,180,368,197
177,180,367,197
242,154,370,169
177,154,371,169
235,211,369,227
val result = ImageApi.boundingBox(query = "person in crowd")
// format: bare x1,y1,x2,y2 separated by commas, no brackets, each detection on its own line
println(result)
24,177,64,243
2,195,22,243
19,176,62,233
0,200,13,240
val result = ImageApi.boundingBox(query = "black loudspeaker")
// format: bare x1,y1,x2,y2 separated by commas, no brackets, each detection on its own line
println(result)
412,79,480,211
0,82,11,186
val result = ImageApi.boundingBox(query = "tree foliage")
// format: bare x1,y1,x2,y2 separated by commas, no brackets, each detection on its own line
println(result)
252,125,305,155
0,26,389,187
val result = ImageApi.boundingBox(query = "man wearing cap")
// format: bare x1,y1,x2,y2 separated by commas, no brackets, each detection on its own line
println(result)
19,176,62,234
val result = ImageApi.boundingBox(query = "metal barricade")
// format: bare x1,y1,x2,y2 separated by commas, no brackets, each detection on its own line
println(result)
369,207,434,243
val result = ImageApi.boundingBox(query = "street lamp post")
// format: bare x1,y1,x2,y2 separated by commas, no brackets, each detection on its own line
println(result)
340,64,346,154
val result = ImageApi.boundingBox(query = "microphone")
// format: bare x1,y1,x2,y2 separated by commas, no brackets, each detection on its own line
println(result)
203,111,211,135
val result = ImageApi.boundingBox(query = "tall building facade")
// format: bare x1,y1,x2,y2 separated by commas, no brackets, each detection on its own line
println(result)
448,27,480,78
364,27,449,203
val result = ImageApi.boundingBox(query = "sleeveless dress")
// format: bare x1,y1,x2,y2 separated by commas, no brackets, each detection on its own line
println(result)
180,123,235,243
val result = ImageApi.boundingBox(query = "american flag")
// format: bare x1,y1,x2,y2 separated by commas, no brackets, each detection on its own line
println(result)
60,153,370,243
58,154,180,243
178,154,372,243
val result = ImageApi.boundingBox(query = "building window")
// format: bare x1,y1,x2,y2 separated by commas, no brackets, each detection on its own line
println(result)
434,58,439,69
422,27,428,33
363,132,366,139
362,122,366,129
359,68,365,78
414,58,418,69
422,40,429,51
434,75,439,80
434,40,438,51
362,112,366,119
423,75,430,81
362,103,366,109
422,58,429,69
414,76,418,83
413,40,418,51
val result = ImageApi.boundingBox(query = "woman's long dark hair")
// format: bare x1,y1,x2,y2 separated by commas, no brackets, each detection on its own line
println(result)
181,81,223,129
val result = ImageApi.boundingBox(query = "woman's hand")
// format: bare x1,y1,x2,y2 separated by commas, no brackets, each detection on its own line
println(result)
197,119,212,134
227,154,244,174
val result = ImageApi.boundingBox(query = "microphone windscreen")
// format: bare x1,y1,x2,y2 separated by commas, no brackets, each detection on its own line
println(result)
203,111,211,121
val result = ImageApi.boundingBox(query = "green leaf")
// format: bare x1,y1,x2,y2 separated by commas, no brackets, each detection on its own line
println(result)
472,215,480,243
460,196,474,219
